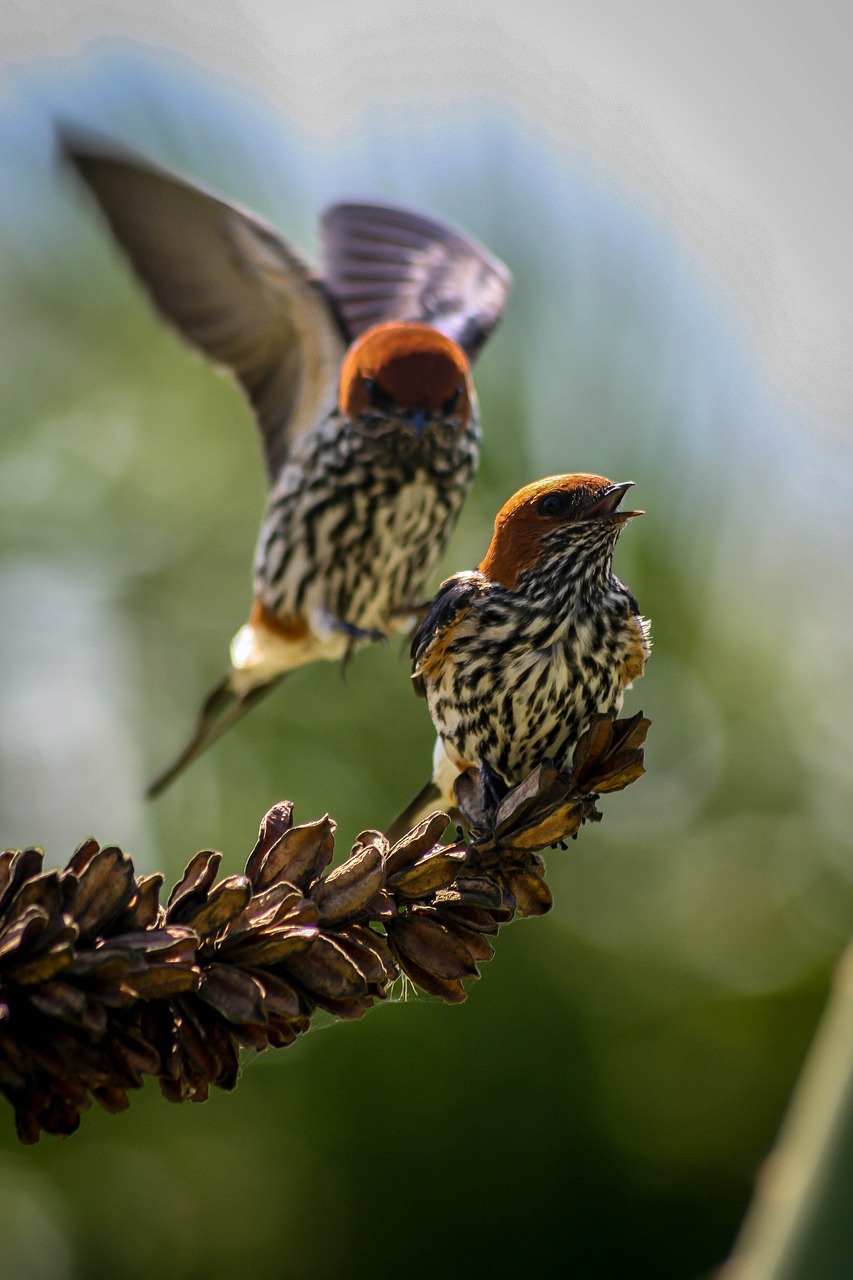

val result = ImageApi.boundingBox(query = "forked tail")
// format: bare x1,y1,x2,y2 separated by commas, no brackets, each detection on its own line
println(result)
147,673,284,798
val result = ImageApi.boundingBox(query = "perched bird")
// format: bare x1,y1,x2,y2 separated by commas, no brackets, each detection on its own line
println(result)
390,473,651,835
58,130,511,796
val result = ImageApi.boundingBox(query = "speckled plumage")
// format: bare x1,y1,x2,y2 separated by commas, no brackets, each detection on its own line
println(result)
392,475,651,833
60,130,510,793
256,403,480,636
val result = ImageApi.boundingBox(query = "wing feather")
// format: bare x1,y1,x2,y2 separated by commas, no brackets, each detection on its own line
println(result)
58,127,346,481
410,572,483,697
322,203,511,359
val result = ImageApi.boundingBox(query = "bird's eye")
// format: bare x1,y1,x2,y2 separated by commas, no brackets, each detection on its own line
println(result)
442,386,463,415
364,378,396,413
538,492,573,518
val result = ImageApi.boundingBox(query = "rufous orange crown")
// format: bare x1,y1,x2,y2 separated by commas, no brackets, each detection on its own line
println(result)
479,474,637,588
338,322,473,423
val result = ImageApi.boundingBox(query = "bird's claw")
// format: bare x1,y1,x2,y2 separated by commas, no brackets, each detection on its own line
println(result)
333,619,388,675
333,619,388,645
478,761,509,814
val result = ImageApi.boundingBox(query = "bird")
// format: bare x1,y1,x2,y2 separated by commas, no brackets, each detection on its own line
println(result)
389,473,651,837
58,128,511,796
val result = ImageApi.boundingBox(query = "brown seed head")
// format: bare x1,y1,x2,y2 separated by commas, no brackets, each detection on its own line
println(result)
478,474,641,589
338,322,473,427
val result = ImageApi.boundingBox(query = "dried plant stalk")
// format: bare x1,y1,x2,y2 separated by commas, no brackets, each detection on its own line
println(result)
0,712,649,1143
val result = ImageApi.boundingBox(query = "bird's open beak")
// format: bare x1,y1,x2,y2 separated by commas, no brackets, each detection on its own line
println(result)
584,482,643,522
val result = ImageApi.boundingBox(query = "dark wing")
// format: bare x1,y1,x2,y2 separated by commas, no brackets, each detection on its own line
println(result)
321,202,511,359
58,127,346,481
410,572,483,697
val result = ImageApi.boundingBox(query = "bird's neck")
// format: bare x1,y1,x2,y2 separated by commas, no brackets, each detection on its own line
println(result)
513,541,618,617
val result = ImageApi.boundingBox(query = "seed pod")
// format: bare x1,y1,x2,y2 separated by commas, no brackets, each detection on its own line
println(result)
5,934,77,986
441,922,495,965
496,800,584,853
452,770,487,833
388,913,479,981
385,812,450,875
386,847,467,900
166,852,222,923
330,931,395,989
311,845,386,925
247,970,305,1023
344,925,397,984
126,964,200,1000
115,875,164,931
94,1085,130,1114
608,711,650,755
590,751,645,792
197,964,268,1027
350,830,390,860
118,927,198,964
231,883,304,928
284,935,369,1001
503,871,553,917
0,849,45,916
434,876,504,910
244,802,295,884
250,816,336,891
393,951,467,1003
491,763,564,836
571,714,614,777
433,903,501,934
224,925,318,967
180,876,253,940
67,847,137,941
2,873,63,937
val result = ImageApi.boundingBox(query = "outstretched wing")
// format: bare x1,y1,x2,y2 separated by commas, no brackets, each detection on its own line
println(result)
410,572,483,697
58,127,346,481
321,202,511,360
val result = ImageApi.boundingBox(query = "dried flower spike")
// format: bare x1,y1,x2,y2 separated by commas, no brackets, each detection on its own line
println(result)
0,711,648,1141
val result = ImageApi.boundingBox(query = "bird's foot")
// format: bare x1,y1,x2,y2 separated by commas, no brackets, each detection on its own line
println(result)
479,761,510,814
332,618,388,675
332,618,388,645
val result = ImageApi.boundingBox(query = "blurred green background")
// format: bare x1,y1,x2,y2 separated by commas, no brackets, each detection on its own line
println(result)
0,14,851,1280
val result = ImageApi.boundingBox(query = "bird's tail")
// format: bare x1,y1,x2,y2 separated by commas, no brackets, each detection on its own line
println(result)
386,779,453,845
387,739,469,843
146,672,284,799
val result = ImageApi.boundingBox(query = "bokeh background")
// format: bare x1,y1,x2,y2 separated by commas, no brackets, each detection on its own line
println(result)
1,4,851,1277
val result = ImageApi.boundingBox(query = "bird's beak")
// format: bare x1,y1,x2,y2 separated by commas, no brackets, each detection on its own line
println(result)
405,408,431,435
584,482,643,522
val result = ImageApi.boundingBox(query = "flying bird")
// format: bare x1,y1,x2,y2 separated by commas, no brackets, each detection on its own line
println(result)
390,473,651,836
58,130,511,796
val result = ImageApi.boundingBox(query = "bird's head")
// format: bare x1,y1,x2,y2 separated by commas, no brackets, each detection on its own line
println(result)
338,322,473,433
479,474,642,590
